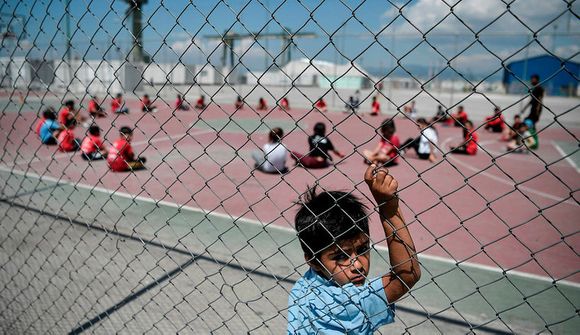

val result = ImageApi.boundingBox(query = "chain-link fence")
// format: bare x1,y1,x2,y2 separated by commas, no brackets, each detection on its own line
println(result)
0,0,578,334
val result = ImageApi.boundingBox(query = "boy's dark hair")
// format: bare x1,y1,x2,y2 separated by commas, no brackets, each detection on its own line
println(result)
531,74,540,81
269,127,283,143
144,94,149,98
116,93,123,98
65,100,75,108
119,126,133,135
380,118,396,134
88,125,101,136
313,122,326,136
64,117,77,128
465,120,473,128
43,108,56,120
295,187,369,259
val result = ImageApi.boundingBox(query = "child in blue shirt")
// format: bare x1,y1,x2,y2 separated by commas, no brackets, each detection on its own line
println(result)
39,108,63,145
288,165,421,334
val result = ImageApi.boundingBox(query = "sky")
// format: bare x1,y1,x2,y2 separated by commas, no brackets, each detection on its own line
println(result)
2,0,579,80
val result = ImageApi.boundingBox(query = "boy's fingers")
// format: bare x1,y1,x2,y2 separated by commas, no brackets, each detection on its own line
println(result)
364,164,375,184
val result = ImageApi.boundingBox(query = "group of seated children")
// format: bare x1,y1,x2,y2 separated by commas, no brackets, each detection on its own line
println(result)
37,106,146,172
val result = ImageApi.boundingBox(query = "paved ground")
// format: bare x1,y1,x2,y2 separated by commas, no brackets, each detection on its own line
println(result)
0,170,577,334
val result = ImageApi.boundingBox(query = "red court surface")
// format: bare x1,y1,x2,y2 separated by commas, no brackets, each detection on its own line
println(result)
1,98,578,283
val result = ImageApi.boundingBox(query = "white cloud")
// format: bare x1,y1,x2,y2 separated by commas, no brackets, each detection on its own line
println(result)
385,0,575,34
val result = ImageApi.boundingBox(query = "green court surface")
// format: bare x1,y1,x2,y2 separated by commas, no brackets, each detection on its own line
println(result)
192,117,307,135
553,141,580,170
0,169,578,334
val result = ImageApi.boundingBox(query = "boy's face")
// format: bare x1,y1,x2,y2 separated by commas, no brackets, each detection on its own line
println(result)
312,233,371,287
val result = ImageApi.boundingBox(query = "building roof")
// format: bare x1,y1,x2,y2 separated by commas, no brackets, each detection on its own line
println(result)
506,54,580,67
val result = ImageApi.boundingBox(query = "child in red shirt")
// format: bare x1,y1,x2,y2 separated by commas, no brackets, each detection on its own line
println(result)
58,118,81,152
81,125,107,160
451,120,478,155
175,94,189,110
280,97,290,111
314,98,327,113
141,94,157,112
107,126,146,172
448,105,468,127
363,119,401,166
59,100,76,125
195,95,206,109
112,93,129,114
88,96,106,118
370,96,380,116
484,107,505,133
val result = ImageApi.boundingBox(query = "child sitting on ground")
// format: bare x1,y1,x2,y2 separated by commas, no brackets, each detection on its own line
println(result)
39,108,63,145
195,95,206,109
403,100,417,120
234,95,244,110
502,115,522,142
141,94,157,113
80,125,107,160
280,97,290,111
431,105,447,124
88,96,106,118
59,100,87,126
401,118,438,162
363,119,401,167
484,107,505,133
257,97,268,111
111,93,129,114
506,121,536,153
288,165,421,334
175,94,189,111
251,127,288,174
107,126,147,172
370,96,381,116
447,105,468,127
291,122,345,169
450,120,479,155
314,98,327,113
57,118,81,152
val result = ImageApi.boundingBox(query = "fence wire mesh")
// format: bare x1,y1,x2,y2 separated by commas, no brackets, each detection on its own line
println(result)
0,0,578,334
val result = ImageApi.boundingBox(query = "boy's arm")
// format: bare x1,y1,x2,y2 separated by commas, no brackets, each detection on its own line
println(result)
364,165,421,304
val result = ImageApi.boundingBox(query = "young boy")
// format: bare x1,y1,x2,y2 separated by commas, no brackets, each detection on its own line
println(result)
363,119,401,166
112,93,129,114
280,97,290,111
59,100,76,125
448,105,468,127
291,122,345,169
88,96,107,118
141,94,157,113
450,120,478,155
251,127,288,174
370,96,380,116
483,107,505,133
401,118,438,162
107,127,146,172
234,95,244,110
39,108,63,145
314,98,327,113
80,125,107,160
175,94,189,111
288,165,421,333
257,97,268,111
57,118,81,152
195,95,206,109
506,121,536,153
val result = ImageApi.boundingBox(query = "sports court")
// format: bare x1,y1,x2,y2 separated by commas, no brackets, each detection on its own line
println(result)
1,92,578,333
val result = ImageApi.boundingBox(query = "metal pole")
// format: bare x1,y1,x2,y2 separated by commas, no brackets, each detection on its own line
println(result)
65,0,72,89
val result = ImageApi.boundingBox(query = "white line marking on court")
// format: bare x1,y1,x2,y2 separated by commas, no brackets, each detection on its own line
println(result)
441,137,577,206
552,141,580,174
6,129,215,168
1,165,578,289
